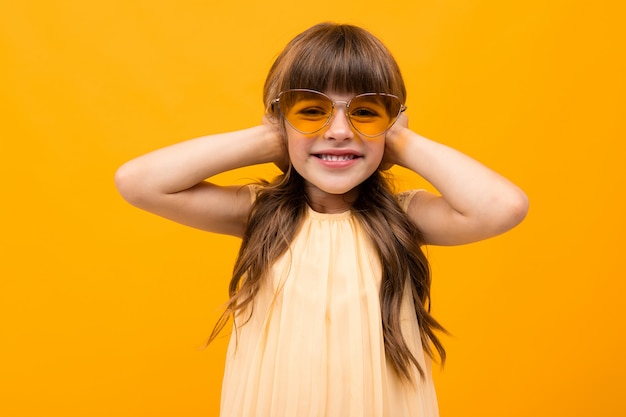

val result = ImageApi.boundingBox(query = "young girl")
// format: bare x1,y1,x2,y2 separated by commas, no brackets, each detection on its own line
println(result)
115,23,528,417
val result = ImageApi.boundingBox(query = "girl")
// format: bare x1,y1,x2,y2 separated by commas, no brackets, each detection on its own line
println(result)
115,23,528,417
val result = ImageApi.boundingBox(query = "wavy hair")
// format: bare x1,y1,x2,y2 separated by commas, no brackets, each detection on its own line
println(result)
209,23,446,382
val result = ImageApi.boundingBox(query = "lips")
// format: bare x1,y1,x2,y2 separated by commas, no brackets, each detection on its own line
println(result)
315,154,358,161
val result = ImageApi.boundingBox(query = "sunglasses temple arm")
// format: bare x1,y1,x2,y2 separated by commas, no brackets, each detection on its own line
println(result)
267,98,280,114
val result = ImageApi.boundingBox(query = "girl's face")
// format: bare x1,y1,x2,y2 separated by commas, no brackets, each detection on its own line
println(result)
285,91,386,213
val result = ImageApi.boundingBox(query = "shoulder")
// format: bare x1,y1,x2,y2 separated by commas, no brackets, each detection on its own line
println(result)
395,189,426,213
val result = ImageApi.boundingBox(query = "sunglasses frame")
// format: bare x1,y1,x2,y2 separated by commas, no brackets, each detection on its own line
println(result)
271,89,407,138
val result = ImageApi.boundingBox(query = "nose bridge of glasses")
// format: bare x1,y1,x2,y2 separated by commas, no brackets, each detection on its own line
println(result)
329,101,352,127
332,99,350,109
329,100,355,123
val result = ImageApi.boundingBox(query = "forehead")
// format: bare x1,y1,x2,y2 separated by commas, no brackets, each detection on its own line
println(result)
322,91,359,101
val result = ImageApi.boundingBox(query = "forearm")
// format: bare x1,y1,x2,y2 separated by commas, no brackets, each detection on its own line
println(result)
116,125,280,198
390,127,528,233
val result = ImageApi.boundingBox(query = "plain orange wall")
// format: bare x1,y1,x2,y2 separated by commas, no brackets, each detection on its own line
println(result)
1,1,624,416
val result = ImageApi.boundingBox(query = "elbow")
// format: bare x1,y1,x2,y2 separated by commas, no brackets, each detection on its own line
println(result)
510,188,529,225
114,162,147,207
495,188,529,233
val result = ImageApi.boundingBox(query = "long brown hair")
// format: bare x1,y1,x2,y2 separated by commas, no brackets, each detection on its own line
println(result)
209,23,446,381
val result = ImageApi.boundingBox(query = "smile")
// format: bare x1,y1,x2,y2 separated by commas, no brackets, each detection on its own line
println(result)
315,154,358,161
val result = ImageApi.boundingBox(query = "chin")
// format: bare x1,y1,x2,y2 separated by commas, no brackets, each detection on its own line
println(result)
315,182,362,196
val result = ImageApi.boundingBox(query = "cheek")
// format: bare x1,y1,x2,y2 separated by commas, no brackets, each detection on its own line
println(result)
285,127,314,153
285,131,309,168
369,139,386,160
285,132,297,157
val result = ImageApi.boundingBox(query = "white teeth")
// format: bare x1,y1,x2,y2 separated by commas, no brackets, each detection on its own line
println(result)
318,154,355,161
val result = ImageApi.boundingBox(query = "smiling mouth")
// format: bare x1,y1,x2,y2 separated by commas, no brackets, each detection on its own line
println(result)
315,154,359,161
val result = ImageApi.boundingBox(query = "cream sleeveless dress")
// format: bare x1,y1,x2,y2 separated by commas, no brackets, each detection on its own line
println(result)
220,189,439,417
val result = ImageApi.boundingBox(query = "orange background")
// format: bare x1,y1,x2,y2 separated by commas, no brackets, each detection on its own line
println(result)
1,1,624,416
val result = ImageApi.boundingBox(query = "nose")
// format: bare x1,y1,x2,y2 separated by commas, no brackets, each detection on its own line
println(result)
324,105,354,141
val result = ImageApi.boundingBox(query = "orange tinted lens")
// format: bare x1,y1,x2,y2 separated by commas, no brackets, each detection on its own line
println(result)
348,94,402,136
279,91,332,133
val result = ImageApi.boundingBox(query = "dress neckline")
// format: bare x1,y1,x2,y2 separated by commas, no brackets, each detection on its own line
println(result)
306,205,352,220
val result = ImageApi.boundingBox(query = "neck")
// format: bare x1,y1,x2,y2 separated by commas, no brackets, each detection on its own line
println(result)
305,186,358,213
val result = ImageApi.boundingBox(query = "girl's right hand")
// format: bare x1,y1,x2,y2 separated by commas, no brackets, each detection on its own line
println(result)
262,115,290,172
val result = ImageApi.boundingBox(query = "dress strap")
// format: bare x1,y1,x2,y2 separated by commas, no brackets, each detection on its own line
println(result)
395,189,425,213
246,184,262,204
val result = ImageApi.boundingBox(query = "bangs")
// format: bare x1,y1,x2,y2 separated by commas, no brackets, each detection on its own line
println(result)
283,26,403,96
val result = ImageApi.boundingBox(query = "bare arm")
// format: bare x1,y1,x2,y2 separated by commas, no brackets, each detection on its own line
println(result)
384,115,529,246
114,124,285,237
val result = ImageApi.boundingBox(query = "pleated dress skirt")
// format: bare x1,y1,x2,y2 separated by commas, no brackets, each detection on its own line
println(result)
220,202,439,417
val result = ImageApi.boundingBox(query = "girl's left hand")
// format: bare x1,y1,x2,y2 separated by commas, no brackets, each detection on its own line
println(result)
381,112,409,170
